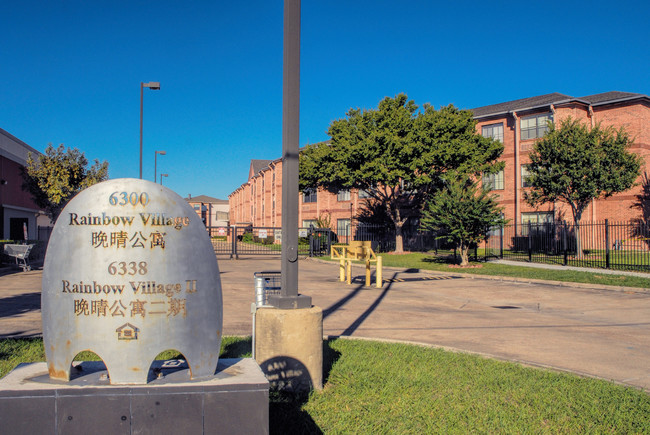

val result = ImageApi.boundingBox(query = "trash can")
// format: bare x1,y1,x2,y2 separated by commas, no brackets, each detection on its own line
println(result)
252,271,281,359
253,271,281,307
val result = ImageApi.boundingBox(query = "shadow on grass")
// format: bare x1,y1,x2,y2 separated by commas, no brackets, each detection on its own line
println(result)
221,337,252,358
422,254,456,265
269,340,341,435
0,337,43,360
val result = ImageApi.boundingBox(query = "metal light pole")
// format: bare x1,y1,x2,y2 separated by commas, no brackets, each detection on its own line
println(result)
154,150,166,183
268,0,311,309
140,81,160,179
160,173,168,185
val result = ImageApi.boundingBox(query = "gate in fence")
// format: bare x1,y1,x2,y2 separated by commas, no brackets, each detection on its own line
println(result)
205,225,332,259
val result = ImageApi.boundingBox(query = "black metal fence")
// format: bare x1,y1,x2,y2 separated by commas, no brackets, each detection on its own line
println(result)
484,220,650,271
206,225,332,258
205,221,446,258
205,220,650,271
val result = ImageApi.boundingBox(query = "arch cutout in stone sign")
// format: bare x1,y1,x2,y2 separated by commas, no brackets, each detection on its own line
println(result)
42,178,222,384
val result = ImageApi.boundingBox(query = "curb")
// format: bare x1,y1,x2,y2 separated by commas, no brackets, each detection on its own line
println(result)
304,256,650,294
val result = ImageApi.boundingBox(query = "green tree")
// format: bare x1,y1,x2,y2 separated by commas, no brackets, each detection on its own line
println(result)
422,177,506,266
525,117,642,254
300,94,503,253
22,144,109,223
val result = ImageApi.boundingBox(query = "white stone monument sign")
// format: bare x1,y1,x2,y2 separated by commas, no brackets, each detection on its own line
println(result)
42,178,222,384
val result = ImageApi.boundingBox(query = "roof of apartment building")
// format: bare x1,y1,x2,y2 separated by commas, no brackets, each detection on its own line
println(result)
472,91,649,119
185,195,228,204
0,127,42,165
250,159,272,177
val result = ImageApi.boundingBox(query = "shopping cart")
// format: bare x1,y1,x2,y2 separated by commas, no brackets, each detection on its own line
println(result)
4,244,34,272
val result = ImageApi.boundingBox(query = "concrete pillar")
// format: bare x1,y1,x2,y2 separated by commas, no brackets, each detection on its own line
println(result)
254,306,323,392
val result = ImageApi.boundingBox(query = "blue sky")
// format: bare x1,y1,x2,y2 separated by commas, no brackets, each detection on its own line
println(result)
1,1,648,200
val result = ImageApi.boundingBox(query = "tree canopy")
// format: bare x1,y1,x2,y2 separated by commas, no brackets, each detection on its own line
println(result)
422,177,506,266
299,93,504,252
525,117,642,225
22,144,109,222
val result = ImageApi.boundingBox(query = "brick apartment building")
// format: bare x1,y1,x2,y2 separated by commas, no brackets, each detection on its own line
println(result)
474,91,650,232
229,159,366,237
185,194,230,228
0,127,48,240
229,91,650,236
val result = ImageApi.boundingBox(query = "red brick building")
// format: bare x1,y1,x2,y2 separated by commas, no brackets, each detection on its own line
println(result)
0,127,47,240
229,91,650,235
473,91,650,232
229,158,370,236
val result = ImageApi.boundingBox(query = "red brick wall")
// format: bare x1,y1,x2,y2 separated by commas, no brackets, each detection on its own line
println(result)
0,156,41,210
476,100,650,225
229,159,367,230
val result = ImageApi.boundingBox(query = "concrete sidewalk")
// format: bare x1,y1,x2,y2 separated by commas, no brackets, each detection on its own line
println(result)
1,258,649,392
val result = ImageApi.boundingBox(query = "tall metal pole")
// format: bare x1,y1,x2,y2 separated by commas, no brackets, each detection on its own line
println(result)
270,0,311,309
139,83,144,179
139,82,160,179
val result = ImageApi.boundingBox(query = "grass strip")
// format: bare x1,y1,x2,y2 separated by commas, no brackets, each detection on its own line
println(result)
322,252,650,289
2,337,648,433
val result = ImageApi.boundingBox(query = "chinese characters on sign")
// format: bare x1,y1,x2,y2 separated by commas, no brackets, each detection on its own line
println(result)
42,180,223,384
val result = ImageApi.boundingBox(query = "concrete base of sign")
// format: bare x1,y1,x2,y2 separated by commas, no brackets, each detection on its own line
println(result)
0,358,268,435
255,305,323,392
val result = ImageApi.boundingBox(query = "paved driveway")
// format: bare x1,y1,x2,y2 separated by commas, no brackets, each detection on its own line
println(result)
1,257,649,391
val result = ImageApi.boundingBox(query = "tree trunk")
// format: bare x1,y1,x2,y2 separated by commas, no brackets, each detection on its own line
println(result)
572,206,584,258
395,222,404,254
459,243,469,266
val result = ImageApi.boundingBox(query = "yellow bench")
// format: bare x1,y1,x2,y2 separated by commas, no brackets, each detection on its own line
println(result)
331,241,382,287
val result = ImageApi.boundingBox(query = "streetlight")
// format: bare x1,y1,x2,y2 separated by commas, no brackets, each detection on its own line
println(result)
160,173,168,185
140,81,161,179
154,150,166,183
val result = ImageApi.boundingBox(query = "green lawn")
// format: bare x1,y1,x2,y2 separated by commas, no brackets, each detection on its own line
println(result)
323,252,650,289
2,337,648,434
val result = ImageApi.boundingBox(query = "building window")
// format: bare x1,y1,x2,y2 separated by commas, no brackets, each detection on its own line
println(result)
521,212,553,235
521,165,532,187
358,188,372,199
337,219,351,237
482,123,504,142
521,113,552,140
302,188,317,203
482,170,504,190
337,189,350,201
302,219,317,228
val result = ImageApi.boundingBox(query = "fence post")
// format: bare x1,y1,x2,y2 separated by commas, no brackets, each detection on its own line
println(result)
308,226,314,258
605,219,610,269
327,229,332,257
563,221,568,266
484,234,488,262
528,222,533,262
232,226,238,259
500,225,504,259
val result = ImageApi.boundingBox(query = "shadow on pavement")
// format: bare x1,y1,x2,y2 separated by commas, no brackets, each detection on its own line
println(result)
0,292,41,318
323,271,402,336
0,266,41,277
